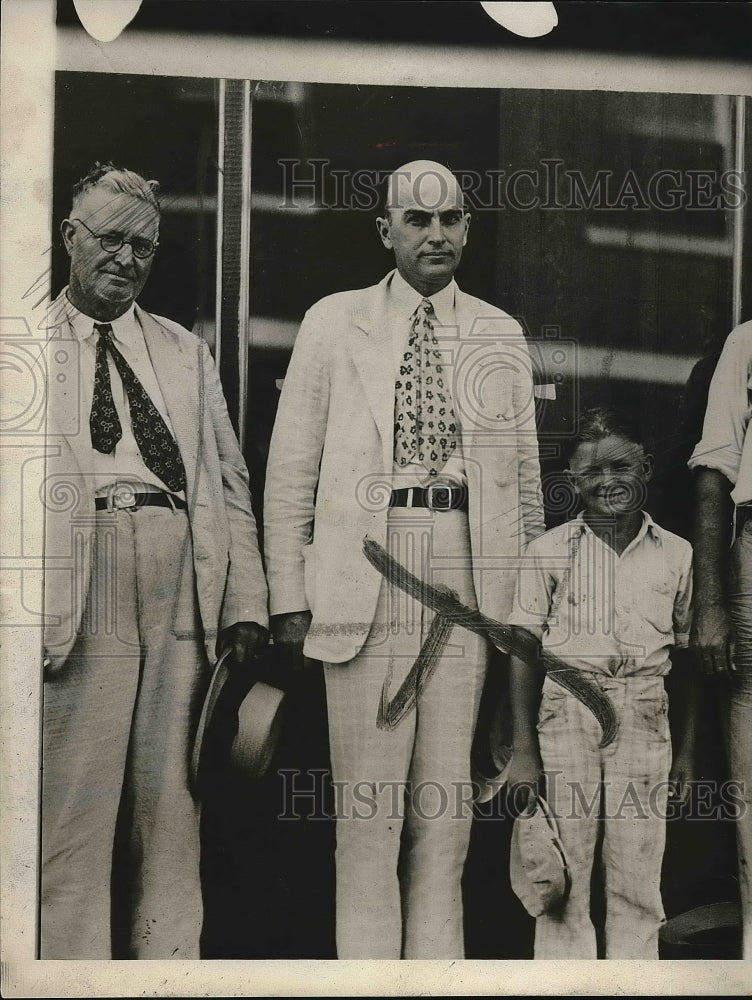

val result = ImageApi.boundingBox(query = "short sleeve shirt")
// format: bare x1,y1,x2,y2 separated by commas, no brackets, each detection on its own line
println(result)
688,320,752,504
508,512,693,677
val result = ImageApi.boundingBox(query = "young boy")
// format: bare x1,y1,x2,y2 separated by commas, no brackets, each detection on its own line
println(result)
508,406,698,959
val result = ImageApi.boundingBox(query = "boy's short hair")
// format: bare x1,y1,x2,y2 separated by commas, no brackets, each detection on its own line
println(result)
565,406,646,462
71,161,160,216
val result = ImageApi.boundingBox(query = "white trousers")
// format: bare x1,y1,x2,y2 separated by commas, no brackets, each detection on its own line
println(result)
535,675,671,959
41,505,209,958
324,508,486,959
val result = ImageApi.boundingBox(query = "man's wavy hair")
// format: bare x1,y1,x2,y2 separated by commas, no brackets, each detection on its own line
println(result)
565,406,646,462
70,161,160,215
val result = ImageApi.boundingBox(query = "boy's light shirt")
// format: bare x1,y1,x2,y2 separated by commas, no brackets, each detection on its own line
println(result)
509,511,692,676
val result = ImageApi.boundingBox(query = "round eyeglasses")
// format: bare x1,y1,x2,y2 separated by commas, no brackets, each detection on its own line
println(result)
72,218,159,259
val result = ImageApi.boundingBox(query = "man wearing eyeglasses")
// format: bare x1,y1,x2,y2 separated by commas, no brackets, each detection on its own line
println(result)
41,163,269,958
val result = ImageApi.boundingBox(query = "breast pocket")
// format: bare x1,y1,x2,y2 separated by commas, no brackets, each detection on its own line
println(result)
637,579,675,635
454,350,516,430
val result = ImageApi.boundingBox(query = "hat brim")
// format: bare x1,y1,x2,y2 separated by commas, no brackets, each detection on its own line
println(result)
471,691,514,803
471,744,513,804
660,901,742,945
191,647,234,794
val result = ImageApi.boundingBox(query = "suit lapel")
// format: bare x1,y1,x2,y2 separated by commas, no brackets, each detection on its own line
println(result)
451,287,482,441
44,292,91,483
348,272,396,471
455,286,481,344
136,306,201,495
452,288,516,445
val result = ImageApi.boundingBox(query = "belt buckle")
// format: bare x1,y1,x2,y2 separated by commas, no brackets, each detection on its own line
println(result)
108,485,140,512
426,483,453,512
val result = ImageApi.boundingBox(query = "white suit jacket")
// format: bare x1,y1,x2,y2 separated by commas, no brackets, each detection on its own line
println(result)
42,289,269,669
264,270,545,664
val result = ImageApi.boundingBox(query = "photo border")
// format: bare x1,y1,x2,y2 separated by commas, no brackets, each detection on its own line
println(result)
1,1,750,995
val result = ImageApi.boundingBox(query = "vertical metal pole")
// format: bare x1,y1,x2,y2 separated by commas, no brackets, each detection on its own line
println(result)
237,80,252,452
214,78,225,370
731,95,746,329
217,80,252,443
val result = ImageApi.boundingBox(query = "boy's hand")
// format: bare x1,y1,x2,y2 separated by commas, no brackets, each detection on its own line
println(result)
507,745,543,815
669,751,694,806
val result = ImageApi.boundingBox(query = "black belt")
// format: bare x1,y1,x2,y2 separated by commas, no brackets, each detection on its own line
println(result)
95,492,187,512
389,485,468,513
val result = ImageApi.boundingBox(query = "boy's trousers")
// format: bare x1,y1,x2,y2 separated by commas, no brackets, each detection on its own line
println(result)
534,673,671,959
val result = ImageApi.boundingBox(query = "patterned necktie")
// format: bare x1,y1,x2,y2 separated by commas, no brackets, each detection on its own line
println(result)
394,298,458,478
89,323,187,493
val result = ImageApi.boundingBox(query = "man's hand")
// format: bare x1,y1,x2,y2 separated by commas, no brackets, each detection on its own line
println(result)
271,610,313,673
507,745,543,815
218,621,270,666
690,601,736,676
669,750,695,807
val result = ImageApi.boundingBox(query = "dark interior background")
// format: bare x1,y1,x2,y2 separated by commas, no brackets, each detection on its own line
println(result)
52,17,749,957
53,74,750,538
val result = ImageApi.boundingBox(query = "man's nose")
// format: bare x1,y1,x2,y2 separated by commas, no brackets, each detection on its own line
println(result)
427,216,446,242
589,468,613,486
112,241,135,266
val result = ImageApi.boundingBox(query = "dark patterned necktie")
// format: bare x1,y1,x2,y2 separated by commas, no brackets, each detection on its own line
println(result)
394,298,458,478
89,323,186,493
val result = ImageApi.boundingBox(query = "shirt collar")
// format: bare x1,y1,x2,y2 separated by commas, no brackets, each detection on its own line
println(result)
572,510,662,546
389,268,456,327
63,288,137,344
641,511,663,545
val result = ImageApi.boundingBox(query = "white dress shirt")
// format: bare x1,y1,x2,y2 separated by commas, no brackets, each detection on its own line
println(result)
63,291,185,498
386,269,466,489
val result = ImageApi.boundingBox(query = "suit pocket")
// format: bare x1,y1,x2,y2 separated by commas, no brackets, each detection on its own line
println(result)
536,682,568,733
633,689,670,746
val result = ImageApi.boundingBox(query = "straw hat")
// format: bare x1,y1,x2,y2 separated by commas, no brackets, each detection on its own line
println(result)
510,795,570,917
191,644,287,794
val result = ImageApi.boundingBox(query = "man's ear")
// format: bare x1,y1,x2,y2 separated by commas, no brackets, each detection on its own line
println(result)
642,452,655,484
564,466,581,504
462,212,471,247
375,216,392,250
60,219,75,256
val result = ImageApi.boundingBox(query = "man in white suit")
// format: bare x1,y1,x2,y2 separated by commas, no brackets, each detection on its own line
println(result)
41,163,269,958
264,160,545,958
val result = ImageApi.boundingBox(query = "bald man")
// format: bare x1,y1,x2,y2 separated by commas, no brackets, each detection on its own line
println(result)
264,161,544,958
